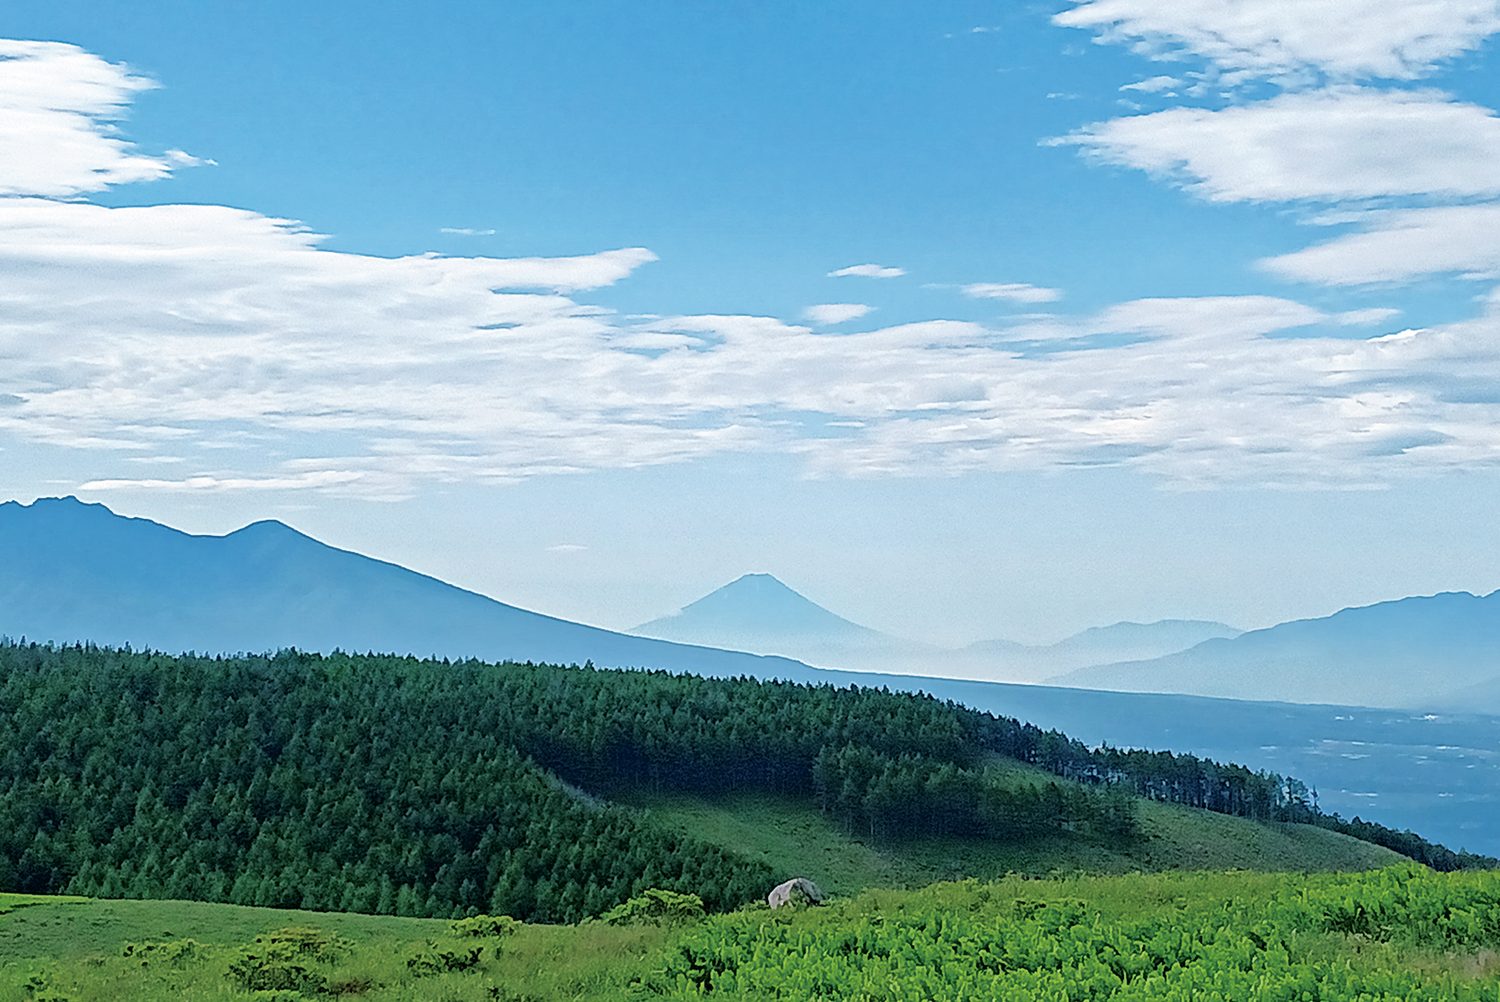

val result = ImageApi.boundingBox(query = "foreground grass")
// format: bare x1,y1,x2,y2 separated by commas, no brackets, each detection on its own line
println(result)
0,894,666,1001
618,760,1400,895
6,866,1497,1001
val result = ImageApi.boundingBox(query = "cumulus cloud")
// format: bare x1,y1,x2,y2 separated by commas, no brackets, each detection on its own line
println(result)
5,34,1500,496
961,282,1064,305
828,263,906,279
1058,88,1500,204
1054,0,1500,82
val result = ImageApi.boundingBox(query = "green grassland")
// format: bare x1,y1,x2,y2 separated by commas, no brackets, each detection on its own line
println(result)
617,759,1402,895
0,892,666,1001
5,867,1499,1001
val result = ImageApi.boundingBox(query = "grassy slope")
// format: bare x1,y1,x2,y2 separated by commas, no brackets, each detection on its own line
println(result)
616,759,1401,895
6,869,1497,1001
0,893,666,1001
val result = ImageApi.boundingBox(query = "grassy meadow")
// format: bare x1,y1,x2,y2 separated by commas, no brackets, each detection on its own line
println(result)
618,758,1402,896
5,866,1499,1001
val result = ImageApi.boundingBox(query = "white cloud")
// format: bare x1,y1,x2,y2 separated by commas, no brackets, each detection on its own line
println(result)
1120,75,1182,94
1263,203,1500,286
6,34,1500,496
546,543,588,554
961,283,1063,304
0,39,196,197
828,263,905,279
1058,88,1500,204
802,303,874,326
440,227,496,236
1054,0,1500,82
80,471,373,494
1335,307,1403,326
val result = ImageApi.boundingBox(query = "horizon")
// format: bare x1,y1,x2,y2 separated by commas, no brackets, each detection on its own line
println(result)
4,3,1500,645
7,493,1494,652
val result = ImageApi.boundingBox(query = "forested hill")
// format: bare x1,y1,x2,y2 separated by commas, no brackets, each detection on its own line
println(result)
0,643,1489,925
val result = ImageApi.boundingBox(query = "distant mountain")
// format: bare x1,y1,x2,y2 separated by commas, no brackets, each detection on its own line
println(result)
1057,592,1500,713
633,573,936,668
635,578,1239,680
0,497,821,680
958,620,1241,681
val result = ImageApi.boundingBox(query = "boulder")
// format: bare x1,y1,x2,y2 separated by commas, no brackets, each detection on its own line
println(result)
767,877,825,909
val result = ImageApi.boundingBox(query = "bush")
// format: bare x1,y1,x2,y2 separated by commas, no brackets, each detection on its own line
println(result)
225,927,350,994
121,938,207,967
451,914,522,938
406,942,486,976
225,950,327,994
599,888,706,927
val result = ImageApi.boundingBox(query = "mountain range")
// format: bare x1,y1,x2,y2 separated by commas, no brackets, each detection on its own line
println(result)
0,497,818,682
1059,590,1500,711
636,572,1239,680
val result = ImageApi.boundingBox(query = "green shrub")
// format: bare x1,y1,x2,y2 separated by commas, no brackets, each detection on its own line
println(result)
450,914,522,938
600,888,706,927
121,938,208,967
406,942,486,976
225,950,327,994
225,927,349,994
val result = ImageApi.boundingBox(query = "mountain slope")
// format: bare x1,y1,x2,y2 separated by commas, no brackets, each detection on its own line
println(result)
1057,592,1500,711
633,572,933,667
0,497,818,679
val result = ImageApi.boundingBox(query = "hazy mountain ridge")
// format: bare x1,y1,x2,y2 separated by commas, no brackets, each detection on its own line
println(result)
633,572,939,669
635,573,1238,679
962,619,1243,679
1058,591,1500,713
0,497,819,681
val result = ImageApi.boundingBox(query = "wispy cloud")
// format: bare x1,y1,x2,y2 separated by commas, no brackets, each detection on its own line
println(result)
1056,88,1500,204
4,34,1500,499
440,227,496,236
1119,75,1181,94
828,263,905,279
803,303,874,325
1263,203,1500,286
546,543,588,554
960,283,1063,304
1054,0,1500,82
0,39,201,196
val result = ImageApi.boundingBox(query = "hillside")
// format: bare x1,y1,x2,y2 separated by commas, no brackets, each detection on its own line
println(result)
620,760,1401,895
6,868,1500,1000
2,642,1479,933
1059,591,1500,712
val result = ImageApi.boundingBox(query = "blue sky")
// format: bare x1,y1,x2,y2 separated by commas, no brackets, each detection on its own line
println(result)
4,1,1500,645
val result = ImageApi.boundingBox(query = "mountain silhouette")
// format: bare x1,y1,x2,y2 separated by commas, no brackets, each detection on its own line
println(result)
0,497,821,680
1058,592,1500,712
632,572,929,666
